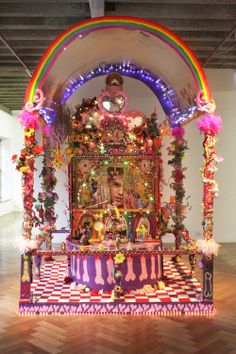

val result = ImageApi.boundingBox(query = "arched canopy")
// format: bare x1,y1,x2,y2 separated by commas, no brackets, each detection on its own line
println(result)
25,16,211,126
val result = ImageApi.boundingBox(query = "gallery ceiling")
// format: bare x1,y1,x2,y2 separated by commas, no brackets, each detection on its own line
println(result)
0,0,236,111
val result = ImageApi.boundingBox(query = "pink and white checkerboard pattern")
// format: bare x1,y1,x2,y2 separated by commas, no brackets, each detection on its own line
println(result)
31,260,202,303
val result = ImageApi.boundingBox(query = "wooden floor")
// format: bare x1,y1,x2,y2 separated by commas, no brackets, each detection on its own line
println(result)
0,213,236,354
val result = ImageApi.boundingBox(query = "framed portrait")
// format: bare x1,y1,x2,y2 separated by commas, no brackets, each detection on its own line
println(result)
71,156,156,211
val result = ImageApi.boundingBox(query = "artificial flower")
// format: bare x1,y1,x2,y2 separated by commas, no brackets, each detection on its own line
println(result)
64,276,73,284
65,147,73,155
32,145,44,155
172,126,185,139
20,150,27,158
24,128,35,137
114,252,125,264
114,285,122,293
11,154,18,162
157,281,166,290
19,166,28,173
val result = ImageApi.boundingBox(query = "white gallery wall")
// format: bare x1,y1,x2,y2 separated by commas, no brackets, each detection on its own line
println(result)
0,69,235,242
0,110,23,216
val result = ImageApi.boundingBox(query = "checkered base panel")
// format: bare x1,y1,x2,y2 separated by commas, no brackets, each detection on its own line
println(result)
30,260,202,303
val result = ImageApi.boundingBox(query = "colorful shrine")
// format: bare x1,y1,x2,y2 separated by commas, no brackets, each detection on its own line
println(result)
15,17,222,315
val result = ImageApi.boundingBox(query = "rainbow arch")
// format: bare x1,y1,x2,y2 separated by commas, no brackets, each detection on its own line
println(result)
25,16,211,103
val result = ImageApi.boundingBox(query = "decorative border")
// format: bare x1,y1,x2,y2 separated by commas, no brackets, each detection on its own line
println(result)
19,301,214,316
33,249,200,257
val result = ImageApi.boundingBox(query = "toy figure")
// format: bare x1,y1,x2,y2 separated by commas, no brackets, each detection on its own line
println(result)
136,223,148,242
80,222,91,245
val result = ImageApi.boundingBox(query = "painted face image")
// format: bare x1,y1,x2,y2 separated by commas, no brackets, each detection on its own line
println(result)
107,168,124,208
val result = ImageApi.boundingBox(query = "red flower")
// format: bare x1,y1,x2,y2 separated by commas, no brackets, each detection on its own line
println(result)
20,150,26,158
33,145,44,155
11,154,18,162
64,276,73,284
39,208,44,219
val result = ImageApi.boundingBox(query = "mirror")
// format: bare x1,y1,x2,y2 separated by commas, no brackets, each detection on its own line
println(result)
102,95,125,114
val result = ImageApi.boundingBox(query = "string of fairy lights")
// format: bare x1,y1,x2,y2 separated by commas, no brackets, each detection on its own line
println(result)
39,63,197,125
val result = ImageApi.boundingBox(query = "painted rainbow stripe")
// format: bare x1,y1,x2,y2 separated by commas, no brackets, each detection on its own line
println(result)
25,16,211,103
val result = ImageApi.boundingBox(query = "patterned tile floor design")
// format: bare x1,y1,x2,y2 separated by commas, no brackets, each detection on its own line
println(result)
31,260,202,303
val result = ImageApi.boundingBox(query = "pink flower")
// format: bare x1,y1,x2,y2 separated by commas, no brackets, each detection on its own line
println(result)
171,126,185,139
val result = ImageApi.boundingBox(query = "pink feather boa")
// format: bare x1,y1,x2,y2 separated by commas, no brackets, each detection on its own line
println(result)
17,109,39,129
197,114,222,135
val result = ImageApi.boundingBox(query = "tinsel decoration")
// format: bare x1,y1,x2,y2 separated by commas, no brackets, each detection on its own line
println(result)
49,104,72,148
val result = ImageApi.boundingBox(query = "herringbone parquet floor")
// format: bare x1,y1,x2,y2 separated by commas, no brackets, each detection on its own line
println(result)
0,213,236,354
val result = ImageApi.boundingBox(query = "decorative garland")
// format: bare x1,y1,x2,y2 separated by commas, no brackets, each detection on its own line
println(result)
34,147,58,248
197,113,222,240
74,97,98,117
13,91,44,240
167,126,189,239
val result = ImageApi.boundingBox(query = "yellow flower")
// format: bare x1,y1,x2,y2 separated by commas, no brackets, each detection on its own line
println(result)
115,285,122,293
157,281,165,290
98,244,104,251
65,147,73,155
24,128,35,137
19,166,28,173
114,252,125,264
